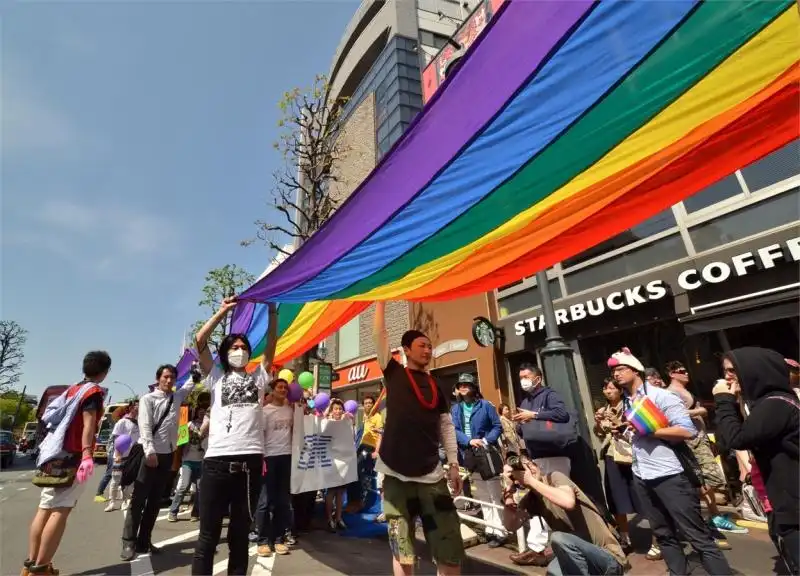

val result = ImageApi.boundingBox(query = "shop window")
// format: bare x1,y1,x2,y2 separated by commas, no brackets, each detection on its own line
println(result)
562,208,677,269
337,316,360,364
682,175,744,213
740,140,799,192
689,188,800,253
565,234,686,295
498,279,562,318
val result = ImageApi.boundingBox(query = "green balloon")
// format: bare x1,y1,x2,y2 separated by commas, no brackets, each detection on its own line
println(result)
298,371,315,389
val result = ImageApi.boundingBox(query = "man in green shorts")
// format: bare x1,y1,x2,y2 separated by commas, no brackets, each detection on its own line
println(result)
374,302,464,575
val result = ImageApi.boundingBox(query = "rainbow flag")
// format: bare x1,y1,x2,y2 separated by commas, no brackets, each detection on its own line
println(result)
625,396,669,436
221,0,795,364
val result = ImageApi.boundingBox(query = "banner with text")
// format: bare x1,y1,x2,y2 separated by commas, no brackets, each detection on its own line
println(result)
290,407,357,494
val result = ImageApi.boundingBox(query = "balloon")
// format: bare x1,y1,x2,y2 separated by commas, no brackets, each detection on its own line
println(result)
278,369,295,383
307,399,315,410
298,371,315,389
115,433,132,454
344,400,358,415
314,392,331,412
287,382,303,403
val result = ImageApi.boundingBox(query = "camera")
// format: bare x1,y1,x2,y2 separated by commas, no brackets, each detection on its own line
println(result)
505,449,525,471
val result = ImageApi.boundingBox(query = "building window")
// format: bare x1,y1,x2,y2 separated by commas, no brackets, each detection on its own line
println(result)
689,188,800,253
420,30,451,51
740,140,799,192
682,175,744,213
565,234,687,295
498,279,562,318
338,315,360,364
562,208,677,269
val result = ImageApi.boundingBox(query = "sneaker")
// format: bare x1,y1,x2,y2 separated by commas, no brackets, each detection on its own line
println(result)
328,519,337,532
712,515,748,534
104,502,119,512
336,519,348,531
190,516,199,523
273,543,290,555
121,499,130,511
284,532,297,546
509,548,553,567
646,545,662,561
93,495,107,503
248,531,258,542
121,543,136,562
167,513,178,522
257,544,272,558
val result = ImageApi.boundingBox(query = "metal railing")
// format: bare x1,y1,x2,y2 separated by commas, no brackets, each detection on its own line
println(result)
453,495,526,552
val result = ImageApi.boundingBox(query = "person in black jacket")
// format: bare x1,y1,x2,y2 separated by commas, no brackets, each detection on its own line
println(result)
714,347,799,574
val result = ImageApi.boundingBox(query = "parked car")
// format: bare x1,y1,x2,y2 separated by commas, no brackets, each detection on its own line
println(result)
94,429,111,462
0,430,16,468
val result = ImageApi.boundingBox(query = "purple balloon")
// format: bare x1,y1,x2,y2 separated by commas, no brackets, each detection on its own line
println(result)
287,382,303,403
115,433,132,454
344,400,358,415
314,392,330,412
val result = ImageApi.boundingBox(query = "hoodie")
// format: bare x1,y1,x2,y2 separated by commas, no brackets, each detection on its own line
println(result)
714,347,799,526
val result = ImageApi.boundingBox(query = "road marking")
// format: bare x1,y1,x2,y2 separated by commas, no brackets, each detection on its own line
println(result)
212,544,277,575
156,508,190,522
131,530,200,576
18,487,28,491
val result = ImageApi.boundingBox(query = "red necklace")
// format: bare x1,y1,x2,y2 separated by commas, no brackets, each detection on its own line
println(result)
404,366,439,410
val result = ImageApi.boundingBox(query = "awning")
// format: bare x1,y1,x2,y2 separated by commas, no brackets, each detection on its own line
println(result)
680,288,799,335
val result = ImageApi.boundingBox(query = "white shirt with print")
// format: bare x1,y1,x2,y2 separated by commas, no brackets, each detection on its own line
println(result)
205,364,271,458
262,403,293,457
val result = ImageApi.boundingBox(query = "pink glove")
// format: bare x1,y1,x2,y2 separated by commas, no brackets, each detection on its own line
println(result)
76,456,95,484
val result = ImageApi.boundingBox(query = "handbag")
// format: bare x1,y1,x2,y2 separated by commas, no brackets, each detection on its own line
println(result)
120,396,173,487
464,444,504,480
32,455,79,488
672,441,704,488
609,436,633,465
520,411,578,452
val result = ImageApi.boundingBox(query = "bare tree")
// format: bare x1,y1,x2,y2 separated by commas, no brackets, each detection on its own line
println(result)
0,321,27,393
191,264,256,353
242,74,347,256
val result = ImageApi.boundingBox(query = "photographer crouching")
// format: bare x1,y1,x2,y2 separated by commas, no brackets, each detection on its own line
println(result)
501,459,628,576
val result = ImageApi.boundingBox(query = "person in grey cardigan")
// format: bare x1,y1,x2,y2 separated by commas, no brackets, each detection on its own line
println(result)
121,364,195,561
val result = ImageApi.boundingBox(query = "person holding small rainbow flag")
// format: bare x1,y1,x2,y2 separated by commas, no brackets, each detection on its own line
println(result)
607,348,732,576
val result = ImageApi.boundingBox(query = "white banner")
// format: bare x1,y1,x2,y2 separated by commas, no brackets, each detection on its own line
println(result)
290,407,357,494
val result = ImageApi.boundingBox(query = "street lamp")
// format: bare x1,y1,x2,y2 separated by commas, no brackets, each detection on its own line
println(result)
113,380,138,399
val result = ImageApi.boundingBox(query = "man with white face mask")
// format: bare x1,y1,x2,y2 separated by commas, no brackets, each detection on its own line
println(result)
509,363,571,567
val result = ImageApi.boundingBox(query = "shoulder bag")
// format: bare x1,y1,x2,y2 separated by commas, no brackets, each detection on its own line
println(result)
120,396,173,487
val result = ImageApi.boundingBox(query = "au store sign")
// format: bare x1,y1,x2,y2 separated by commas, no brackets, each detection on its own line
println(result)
514,237,800,336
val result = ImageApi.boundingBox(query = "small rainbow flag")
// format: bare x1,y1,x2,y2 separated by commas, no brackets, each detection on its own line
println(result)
625,396,669,436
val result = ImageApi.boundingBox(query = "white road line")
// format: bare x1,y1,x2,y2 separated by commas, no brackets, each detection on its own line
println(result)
155,508,190,522
130,551,154,576
252,553,276,576
212,545,257,575
153,529,200,547
18,487,28,491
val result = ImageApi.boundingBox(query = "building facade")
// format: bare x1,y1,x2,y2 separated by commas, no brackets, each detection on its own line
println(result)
495,141,799,427
324,0,504,404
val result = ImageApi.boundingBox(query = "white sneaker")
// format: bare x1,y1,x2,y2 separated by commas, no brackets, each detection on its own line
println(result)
121,499,130,511
104,501,119,512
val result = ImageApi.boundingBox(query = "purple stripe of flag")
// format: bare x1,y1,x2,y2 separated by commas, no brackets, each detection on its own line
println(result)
241,0,595,302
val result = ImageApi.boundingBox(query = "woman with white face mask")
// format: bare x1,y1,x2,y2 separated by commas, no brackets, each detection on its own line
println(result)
191,297,278,576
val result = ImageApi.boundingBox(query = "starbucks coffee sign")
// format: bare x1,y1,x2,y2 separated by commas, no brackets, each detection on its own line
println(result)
514,236,800,336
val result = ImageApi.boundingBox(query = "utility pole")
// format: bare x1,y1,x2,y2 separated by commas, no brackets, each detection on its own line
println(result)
535,270,605,506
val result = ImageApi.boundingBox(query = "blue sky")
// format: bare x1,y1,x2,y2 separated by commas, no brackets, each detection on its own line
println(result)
3,1,357,399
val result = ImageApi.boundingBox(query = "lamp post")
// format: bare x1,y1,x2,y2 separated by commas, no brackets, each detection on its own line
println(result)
535,270,605,505
113,380,138,400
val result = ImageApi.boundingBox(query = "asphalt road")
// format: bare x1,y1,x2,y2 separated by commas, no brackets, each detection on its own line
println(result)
0,458,783,575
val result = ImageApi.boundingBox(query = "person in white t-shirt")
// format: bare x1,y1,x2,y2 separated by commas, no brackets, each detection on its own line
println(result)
255,378,294,558
191,297,278,576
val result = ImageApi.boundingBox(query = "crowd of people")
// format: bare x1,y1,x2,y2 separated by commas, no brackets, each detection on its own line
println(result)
17,294,800,576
